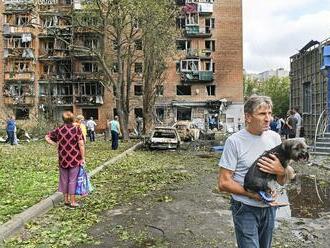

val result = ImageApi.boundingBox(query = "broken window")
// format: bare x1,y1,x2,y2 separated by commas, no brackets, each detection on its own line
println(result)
156,85,164,96
16,108,29,120
82,108,99,120
185,13,198,25
79,82,103,95
206,85,215,96
303,82,311,113
14,62,30,72
176,85,191,95
134,63,143,73
15,15,29,26
134,85,143,96
176,16,186,29
135,39,142,50
205,40,215,51
134,108,143,118
156,107,165,121
176,39,191,50
205,18,215,29
82,62,98,73
177,107,191,121
84,38,99,49
205,61,212,71
181,60,199,71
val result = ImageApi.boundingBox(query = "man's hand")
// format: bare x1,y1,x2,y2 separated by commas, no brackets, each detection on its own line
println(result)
257,154,285,176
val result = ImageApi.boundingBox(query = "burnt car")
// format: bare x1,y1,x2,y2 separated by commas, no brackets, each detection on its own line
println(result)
173,121,200,141
148,127,181,150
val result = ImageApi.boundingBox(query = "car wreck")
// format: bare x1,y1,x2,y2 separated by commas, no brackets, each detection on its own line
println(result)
172,121,200,141
147,127,181,150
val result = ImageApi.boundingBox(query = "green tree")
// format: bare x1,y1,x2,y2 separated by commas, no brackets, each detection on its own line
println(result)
244,76,290,117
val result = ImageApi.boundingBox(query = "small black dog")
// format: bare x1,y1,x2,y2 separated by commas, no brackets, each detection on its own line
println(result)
244,138,309,195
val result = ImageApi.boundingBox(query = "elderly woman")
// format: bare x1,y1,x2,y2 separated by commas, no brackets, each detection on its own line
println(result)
45,111,85,208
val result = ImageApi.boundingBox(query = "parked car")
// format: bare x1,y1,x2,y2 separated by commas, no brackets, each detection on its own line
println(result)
148,127,181,150
173,121,200,141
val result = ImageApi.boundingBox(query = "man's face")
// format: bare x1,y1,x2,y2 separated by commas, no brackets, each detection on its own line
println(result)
245,105,272,135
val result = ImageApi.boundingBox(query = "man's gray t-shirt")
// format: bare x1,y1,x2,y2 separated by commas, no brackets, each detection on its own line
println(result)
219,129,281,207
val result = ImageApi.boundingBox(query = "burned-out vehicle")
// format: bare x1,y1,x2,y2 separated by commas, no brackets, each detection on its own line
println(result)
147,127,181,150
173,121,200,141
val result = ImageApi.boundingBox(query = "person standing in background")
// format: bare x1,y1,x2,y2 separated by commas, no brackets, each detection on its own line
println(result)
75,115,87,142
293,107,302,138
6,116,16,145
110,115,121,150
86,117,97,142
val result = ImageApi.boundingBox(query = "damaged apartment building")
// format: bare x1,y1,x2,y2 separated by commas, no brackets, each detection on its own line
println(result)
0,0,243,131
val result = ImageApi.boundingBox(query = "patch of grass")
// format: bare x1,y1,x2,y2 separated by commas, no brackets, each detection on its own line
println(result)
0,140,136,225
4,150,217,247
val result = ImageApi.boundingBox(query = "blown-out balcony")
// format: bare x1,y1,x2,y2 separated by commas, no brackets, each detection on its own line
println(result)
181,70,213,83
3,96,35,106
184,25,212,38
75,95,104,106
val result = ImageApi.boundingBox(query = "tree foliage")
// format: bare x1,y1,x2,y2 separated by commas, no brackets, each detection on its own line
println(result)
244,76,290,117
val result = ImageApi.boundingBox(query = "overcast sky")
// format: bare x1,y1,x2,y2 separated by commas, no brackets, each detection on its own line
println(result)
243,0,330,73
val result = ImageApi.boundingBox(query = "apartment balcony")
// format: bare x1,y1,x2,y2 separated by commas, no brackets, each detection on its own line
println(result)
3,96,35,106
197,2,213,15
4,48,35,59
184,25,212,38
75,95,104,106
186,48,212,59
181,70,213,83
4,71,34,81
4,0,34,12
73,72,103,81
39,95,73,106
3,24,34,35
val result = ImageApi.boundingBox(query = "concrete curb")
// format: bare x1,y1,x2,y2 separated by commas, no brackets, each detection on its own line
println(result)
0,142,142,242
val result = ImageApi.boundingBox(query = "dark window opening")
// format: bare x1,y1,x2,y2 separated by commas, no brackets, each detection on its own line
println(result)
113,108,118,117
176,61,180,73
82,62,98,73
212,62,215,73
176,17,185,29
205,40,215,51
15,108,29,120
134,108,143,118
135,39,142,50
134,63,143,73
205,18,215,29
82,108,99,120
176,40,190,50
134,85,143,96
206,85,215,96
177,85,191,95
112,62,119,73
156,85,164,96
156,107,164,121
177,107,191,121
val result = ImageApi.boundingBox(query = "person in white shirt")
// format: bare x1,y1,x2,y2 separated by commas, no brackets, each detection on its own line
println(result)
218,95,286,248
86,117,97,142
293,107,302,138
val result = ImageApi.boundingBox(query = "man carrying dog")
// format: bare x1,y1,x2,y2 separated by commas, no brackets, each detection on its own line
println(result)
218,95,287,248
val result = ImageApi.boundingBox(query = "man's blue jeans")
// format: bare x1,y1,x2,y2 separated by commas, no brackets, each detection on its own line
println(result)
231,198,276,248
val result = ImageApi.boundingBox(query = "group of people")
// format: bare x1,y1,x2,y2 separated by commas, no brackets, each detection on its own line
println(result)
218,95,300,248
270,107,302,139
45,112,121,207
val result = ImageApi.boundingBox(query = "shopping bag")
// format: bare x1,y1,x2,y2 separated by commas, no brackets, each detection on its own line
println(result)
75,165,93,196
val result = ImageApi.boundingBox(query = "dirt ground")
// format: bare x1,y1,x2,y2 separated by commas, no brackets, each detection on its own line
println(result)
77,148,330,248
